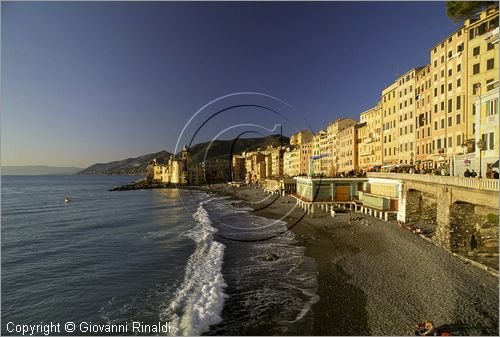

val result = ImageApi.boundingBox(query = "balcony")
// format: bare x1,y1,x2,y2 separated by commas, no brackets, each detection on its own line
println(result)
484,27,499,44
359,149,374,157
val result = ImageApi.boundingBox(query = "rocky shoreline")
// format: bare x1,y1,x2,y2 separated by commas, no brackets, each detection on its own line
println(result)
210,184,499,335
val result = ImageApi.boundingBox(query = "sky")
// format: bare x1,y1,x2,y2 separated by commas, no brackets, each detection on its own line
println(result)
1,1,462,168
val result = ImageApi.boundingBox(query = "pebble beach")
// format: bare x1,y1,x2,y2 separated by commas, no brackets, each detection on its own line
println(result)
204,183,499,336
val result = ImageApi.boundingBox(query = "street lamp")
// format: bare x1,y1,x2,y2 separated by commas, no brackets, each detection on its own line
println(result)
477,139,486,178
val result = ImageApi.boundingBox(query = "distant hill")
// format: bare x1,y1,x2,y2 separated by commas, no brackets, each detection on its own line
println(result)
79,134,288,175
2,165,83,176
187,134,288,163
78,151,173,175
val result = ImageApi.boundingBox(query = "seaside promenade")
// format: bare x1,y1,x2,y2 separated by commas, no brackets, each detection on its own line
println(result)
209,183,499,336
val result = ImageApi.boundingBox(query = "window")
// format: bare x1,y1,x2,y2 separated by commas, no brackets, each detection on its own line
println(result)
441,101,445,111
473,83,481,95
441,119,445,129
434,74,437,81
405,126,408,134
489,132,494,150
441,70,445,78
448,136,453,148
448,83,452,91
457,64,461,72
472,104,476,115
487,42,494,51
487,98,498,115
473,63,480,75
456,96,461,110
410,125,413,133
457,78,461,88
448,99,452,113
448,116,452,127
441,55,445,63
487,58,494,70
473,46,480,56
434,104,438,113
437,139,442,149
434,121,438,130
456,114,461,124
434,88,438,96
434,60,437,67
441,84,445,94
448,69,452,76
457,134,462,147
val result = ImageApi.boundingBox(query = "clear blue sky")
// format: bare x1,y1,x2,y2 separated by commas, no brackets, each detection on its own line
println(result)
1,1,461,167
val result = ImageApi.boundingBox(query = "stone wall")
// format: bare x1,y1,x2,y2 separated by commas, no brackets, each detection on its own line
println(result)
404,189,438,233
450,202,499,270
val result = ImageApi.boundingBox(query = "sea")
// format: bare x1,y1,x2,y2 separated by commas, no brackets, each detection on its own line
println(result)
1,175,318,336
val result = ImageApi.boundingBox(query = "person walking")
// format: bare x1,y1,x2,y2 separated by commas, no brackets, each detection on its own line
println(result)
464,168,471,177
471,169,477,178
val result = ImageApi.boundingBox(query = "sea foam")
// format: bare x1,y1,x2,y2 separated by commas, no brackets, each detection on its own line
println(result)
162,199,227,336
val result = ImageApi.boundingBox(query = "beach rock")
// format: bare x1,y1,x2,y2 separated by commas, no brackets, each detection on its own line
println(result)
264,253,281,261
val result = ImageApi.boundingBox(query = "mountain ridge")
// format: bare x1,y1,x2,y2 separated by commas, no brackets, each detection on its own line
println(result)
78,134,288,175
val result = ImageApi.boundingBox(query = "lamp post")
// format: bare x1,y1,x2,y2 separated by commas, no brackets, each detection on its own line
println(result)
477,139,486,178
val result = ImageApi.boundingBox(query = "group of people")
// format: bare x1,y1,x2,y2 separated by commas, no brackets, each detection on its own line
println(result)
463,168,500,179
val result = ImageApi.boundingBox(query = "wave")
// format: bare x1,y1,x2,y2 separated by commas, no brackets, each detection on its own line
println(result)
161,198,227,336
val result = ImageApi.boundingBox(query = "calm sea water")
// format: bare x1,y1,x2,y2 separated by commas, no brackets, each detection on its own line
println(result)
1,176,317,335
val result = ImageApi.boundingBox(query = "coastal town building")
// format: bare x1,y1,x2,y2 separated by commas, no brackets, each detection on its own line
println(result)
396,68,420,166
428,26,468,173
381,82,399,166
326,118,357,176
337,123,359,174
290,129,313,146
283,147,300,177
300,141,313,176
415,64,434,171
465,7,499,144
357,104,383,171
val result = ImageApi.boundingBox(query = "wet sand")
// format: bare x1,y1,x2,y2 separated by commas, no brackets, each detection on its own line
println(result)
204,184,499,336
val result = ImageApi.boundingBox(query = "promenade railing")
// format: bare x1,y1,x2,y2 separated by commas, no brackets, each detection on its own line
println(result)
366,172,499,192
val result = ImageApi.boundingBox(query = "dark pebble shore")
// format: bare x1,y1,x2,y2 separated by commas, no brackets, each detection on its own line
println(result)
206,183,499,336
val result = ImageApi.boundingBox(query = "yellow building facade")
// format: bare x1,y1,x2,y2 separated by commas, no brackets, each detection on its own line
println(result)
381,82,398,165
357,104,383,171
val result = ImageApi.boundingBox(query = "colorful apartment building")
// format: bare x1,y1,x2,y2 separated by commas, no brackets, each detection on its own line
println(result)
337,123,359,173
415,64,434,170
358,104,383,171
396,68,420,165
381,82,398,165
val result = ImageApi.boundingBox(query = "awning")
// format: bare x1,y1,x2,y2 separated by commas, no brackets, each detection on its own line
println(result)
492,160,499,168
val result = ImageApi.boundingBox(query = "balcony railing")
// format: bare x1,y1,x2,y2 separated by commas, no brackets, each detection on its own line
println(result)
367,172,499,192
485,27,499,43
